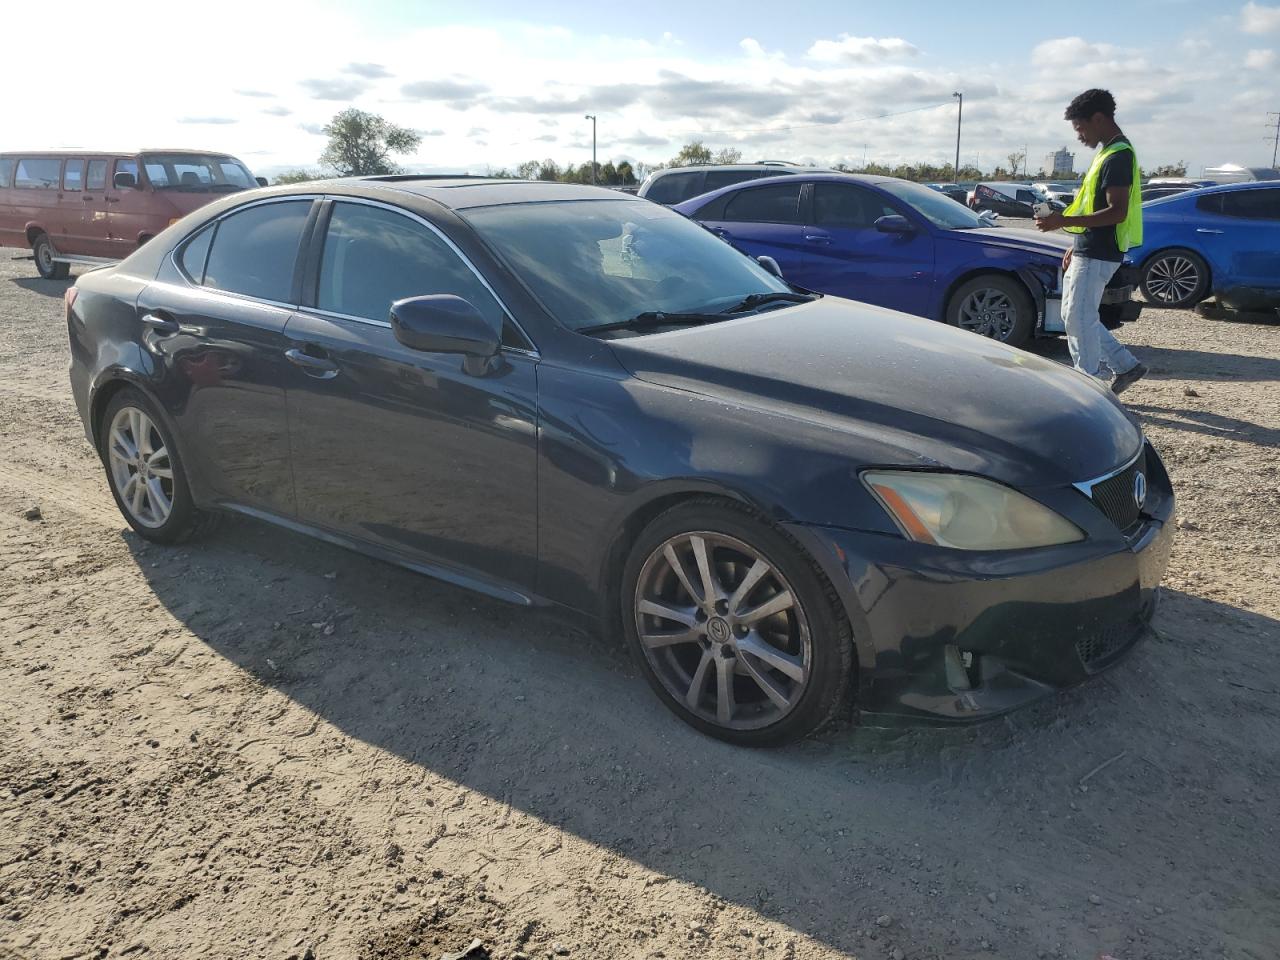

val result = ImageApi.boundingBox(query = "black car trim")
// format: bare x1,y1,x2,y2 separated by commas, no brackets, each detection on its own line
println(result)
297,197,332,308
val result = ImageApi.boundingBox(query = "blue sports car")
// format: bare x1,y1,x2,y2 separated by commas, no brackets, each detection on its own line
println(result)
673,173,1141,348
1133,181,1280,310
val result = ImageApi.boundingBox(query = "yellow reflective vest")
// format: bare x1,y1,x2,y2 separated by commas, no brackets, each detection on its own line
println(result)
1062,138,1143,251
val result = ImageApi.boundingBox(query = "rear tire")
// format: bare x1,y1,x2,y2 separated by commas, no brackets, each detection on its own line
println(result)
32,233,69,280
945,274,1033,347
621,498,854,746
99,387,218,544
1140,248,1209,308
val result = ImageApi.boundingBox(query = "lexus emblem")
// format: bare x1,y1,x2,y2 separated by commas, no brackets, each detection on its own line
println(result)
1133,471,1147,510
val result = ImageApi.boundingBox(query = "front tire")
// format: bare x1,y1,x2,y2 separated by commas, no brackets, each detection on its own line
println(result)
945,274,1033,347
32,233,70,280
621,499,854,746
1140,248,1209,308
99,388,217,543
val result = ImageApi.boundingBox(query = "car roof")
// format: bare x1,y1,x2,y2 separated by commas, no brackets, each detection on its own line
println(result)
0,149,236,157
271,176,640,211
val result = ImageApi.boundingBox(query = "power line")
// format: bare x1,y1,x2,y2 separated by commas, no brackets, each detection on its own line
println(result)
1269,112,1279,169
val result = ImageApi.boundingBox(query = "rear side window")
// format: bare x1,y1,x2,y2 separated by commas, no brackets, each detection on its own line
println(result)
179,226,215,283
644,171,703,205
1218,189,1280,221
0,159,13,188
203,200,310,302
722,182,804,223
317,202,505,328
64,159,84,192
86,160,107,191
15,158,61,189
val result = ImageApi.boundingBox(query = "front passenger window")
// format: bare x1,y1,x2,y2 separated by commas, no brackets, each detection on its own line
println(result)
203,200,311,302
316,202,506,329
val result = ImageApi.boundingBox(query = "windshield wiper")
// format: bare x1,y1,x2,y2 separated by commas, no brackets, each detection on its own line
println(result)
723,291,817,314
577,310,730,336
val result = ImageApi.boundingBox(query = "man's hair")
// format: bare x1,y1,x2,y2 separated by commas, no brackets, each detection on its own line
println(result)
1064,88,1116,121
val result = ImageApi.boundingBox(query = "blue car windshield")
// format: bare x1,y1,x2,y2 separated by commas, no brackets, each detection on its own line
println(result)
877,180,989,230
463,199,791,332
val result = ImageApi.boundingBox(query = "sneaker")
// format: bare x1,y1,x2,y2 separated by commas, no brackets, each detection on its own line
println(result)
1111,362,1148,395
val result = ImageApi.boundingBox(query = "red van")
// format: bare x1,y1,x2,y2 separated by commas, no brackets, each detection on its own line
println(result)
0,150,264,278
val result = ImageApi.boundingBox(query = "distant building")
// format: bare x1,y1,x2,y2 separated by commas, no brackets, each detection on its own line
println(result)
1045,147,1075,175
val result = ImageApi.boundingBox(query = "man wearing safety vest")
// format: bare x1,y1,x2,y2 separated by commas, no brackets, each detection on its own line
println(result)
1035,88,1147,395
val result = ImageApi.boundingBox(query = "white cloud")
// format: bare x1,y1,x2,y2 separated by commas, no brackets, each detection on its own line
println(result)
1241,2,1280,33
806,35,919,63
1245,47,1276,67
739,38,783,61
1032,36,1125,66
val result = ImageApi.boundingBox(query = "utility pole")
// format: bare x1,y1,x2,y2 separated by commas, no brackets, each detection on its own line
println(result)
584,114,597,185
1269,113,1280,169
953,92,963,180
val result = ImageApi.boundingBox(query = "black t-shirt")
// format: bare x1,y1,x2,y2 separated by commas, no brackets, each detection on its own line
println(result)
1074,135,1134,262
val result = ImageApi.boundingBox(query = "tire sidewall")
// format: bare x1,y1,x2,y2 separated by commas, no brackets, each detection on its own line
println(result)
32,234,67,280
946,274,1033,347
1140,248,1208,308
620,500,852,746
99,387,200,543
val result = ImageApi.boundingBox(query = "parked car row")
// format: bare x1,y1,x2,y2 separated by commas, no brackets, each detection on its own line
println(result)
68,176,1175,745
0,150,264,278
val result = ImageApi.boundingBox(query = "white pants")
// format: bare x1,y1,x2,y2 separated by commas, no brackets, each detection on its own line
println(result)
1061,255,1138,379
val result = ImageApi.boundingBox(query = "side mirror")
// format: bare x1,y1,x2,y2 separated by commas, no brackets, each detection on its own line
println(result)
390,294,500,363
756,255,783,279
114,172,137,189
874,214,914,235
255,176,269,187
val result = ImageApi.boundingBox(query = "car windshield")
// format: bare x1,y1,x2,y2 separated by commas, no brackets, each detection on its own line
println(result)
877,180,988,230
464,199,792,332
141,154,256,192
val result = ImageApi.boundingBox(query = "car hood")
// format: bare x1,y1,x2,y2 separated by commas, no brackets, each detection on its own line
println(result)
606,298,1141,489
944,226,1069,259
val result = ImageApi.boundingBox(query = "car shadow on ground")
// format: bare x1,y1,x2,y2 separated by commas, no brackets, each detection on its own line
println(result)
1126,402,1280,447
119,516,1280,958
1028,333,1280,382
8,275,74,298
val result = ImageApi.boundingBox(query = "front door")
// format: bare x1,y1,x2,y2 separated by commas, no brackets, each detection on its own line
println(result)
135,197,314,516
694,180,807,277
283,199,539,592
105,157,153,254
794,181,935,315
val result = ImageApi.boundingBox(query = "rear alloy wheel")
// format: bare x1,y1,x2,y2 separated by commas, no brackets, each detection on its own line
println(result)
100,388,217,543
32,233,70,280
622,500,853,746
1140,249,1208,308
946,274,1033,347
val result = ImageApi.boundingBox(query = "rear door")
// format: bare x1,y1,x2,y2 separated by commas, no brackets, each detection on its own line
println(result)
282,198,539,591
57,158,86,251
693,180,806,276
13,157,62,247
135,197,315,516
80,159,113,256
795,181,935,314
1206,188,1280,290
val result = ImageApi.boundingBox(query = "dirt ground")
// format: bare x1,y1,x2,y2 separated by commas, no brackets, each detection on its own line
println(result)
1,254,1278,960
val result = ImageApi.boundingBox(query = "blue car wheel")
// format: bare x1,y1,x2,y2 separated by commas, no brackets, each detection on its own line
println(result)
1140,248,1209,309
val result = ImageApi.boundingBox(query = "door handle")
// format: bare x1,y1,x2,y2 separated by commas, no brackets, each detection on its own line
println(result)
105,196,120,204
82,195,94,202
804,234,832,244
285,347,339,379
1195,228,1223,234
141,313,179,335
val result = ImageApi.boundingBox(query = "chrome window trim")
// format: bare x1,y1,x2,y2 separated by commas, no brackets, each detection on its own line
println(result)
293,304,540,360
322,195,538,354
1072,441,1145,497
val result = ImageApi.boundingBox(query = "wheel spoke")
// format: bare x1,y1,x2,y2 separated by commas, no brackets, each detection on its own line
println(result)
738,631,806,683
685,650,713,709
663,542,702,604
146,477,171,522
738,652,792,709
728,559,769,616
738,590,794,626
689,535,722,604
640,626,700,649
715,657,736,725
637,598,698,628
111,428,138,462
130,474,146,515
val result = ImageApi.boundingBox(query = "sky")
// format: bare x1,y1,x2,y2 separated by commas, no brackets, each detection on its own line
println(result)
4,0,1278,179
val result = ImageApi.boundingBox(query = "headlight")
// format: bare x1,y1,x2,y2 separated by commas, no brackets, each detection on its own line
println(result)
862,471,1084,550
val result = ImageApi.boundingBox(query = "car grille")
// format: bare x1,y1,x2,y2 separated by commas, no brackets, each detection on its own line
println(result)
1076,620,1140,672
1089,448,1147,532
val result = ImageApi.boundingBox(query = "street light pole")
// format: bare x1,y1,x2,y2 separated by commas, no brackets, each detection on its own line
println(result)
584,114,597,185
953,92,963,180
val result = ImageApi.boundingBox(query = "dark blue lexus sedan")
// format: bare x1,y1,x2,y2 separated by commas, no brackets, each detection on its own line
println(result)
67,178,1174,745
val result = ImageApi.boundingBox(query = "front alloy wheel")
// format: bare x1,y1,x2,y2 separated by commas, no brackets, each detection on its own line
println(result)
107,407,174,528
622,500,854,745
1141,250,1208,308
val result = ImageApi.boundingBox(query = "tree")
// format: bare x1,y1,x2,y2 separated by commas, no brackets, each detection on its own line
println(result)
515,160,541,180
273,169,319,185
1006,151,1026,178
318,108,421,177
713,147,743,164
670,141,712,166
615,160,636,185
600,160,618,185
537,159,562,181
1144,161,1187,178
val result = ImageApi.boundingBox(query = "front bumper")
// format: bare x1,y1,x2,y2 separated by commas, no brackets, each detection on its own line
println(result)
787,447,1175,723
